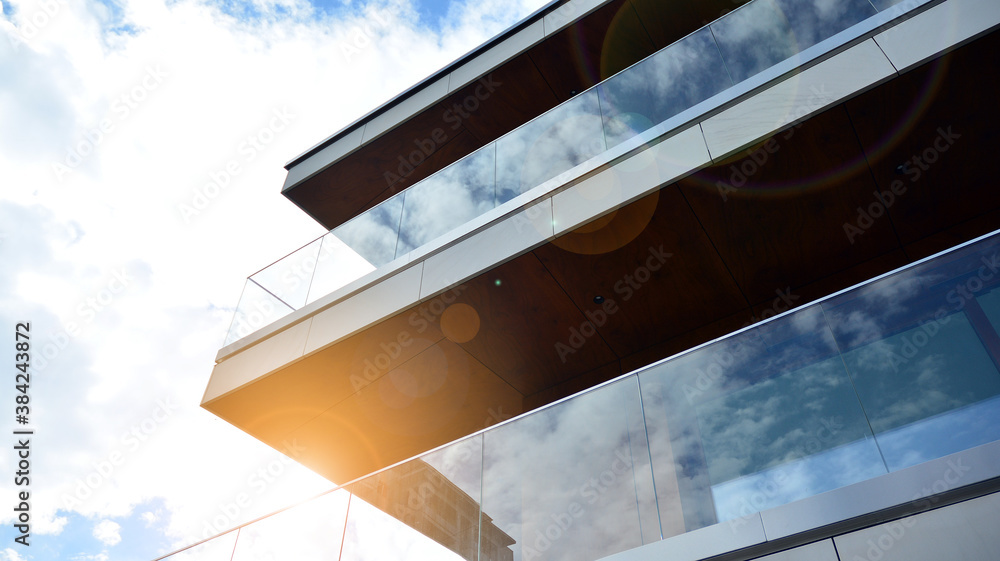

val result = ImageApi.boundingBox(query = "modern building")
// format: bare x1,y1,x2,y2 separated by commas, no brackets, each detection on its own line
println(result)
173,0,1000,559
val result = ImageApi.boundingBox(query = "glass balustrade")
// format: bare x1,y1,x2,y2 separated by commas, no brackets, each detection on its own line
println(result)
223,0,926,345
189,228,1000,561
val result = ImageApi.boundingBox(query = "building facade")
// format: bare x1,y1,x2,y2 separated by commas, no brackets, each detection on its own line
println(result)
175,0,1000,559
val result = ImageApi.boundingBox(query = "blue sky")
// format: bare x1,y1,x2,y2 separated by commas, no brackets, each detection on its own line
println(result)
0,0,549,559
310,0,456,26
188,0,459,29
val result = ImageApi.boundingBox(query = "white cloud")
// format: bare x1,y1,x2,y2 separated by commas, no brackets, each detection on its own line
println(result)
0,547,27,561
69,554,108,561
93,520,122,547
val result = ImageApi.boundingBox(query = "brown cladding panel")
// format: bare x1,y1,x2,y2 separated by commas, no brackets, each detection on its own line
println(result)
534,185,747,358
845,31,1000,247
530,0,657,102
678,105,900,305
286,339,523,483
628,0,752,50
204,306,448,444
451,52,561,145
450,252,620,396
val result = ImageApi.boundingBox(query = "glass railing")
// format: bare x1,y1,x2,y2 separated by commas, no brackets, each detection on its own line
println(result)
179,229,1000,561
224,0,928,346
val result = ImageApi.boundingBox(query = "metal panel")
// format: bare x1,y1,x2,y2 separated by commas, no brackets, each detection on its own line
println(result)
283,124,365,191
760,440,1000,540
361,76,451,144
419,198,554,299
874,0,1000,72
596,512,766,561
203,319,312,403
551,124,709,236
303,264,424,355
543,0,609,36
448,20,546,93
833,491,1000,561
755,540,838,561
701,38,896,161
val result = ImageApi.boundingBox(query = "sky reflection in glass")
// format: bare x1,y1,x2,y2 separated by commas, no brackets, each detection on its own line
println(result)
396,145,497,256
332,196,404,268
598,27,732,148
495,89,605,205
345,437,485,561
481,378,654,561
712,0,874,82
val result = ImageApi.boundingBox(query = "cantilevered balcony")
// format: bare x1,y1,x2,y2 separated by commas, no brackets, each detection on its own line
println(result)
224,0,949,347
206,0,1000,486
187,230,1000,561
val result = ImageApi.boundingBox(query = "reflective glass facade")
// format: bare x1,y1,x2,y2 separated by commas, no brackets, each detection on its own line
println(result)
223,0,933,346
186,230,1000,561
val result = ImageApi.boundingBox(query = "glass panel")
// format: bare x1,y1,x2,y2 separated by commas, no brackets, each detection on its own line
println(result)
224,279,295,346
249,237,323,310
396,145,497,256
345,437,484,561
871,0,932,14
770,0,876,53
481,378,653,561
159,531,238,561
495,89,606,205
825,241,1000,472
340,493,467,561
333,195,405,269
712,0,876,83
711,0,798,83
621,376,662,544
230,490,350,560
598,27,733,148
305,232,378,306
639,306,886,533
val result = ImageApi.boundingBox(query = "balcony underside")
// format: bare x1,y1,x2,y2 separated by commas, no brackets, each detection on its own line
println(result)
283,0,753,229
204,28,1000,485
